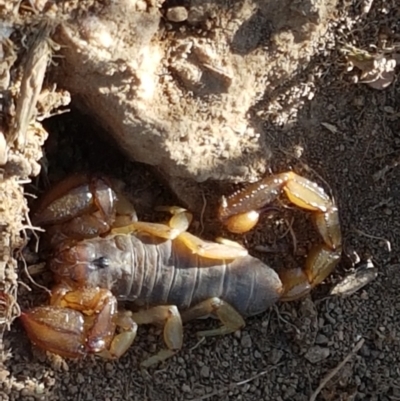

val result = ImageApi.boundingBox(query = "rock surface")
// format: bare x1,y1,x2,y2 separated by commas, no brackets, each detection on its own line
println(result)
3,1,400,400
55,0,337,183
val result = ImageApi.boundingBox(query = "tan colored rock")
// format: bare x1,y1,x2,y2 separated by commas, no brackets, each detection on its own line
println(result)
54,0,337,184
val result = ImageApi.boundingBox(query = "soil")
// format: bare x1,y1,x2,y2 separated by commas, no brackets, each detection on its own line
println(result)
1,1,400,401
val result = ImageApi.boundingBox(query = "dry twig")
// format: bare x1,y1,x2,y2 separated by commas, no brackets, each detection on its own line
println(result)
193,364,284,401
309,338,365,401
352,227,391,252
198,191,207,237
10,20,54,148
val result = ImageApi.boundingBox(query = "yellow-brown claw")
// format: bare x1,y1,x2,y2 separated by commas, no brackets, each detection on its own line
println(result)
21,286,138,359
20,307,87,358
31,174,119,247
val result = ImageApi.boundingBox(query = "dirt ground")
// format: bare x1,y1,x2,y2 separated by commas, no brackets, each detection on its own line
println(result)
2,1,400,401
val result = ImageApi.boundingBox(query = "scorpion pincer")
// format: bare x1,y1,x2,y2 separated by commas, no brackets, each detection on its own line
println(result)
21,172,342,367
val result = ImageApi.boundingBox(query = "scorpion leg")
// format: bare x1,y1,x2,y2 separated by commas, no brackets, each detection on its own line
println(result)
181,297,245,337
176,231,248,259
97,310,138,359
110,206,191,239
21,286,138,359
113,206,249,260
130,306,183,368
219,171,342,300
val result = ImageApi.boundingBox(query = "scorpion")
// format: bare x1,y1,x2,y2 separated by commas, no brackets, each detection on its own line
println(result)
21,172,342,367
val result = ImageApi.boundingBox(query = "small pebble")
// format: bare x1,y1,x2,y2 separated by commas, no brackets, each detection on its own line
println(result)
241,334,252,348
304,346,330,364
166,7,188,22
182,383,191,393
269,349,283,365
77,373,85,384
200,365,210,378
315,334,329,345
187,7,206,24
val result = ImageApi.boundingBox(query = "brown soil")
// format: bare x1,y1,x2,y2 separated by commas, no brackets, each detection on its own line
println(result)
1,1,400,401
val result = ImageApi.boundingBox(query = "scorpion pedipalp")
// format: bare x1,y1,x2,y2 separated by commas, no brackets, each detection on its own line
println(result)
31,174,119,248
21,286,138,359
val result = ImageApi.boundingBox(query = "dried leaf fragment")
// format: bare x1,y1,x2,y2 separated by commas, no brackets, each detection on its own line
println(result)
10,21,53,149
343,45,398,90
321,122,338,134
331,260,378,297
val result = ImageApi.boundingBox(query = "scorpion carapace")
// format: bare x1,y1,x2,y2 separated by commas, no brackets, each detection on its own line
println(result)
21,171,342,366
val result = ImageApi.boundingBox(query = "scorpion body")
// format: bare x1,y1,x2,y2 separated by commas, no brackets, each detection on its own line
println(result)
21,172,342,366
55,232,282,318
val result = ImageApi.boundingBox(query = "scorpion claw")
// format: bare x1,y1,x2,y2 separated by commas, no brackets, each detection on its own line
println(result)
21,287,137,359
20,307,87,358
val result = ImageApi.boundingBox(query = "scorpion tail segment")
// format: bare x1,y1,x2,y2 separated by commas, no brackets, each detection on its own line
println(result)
313,208,342,250
278,268,312,302
279,244,342,301
218,171,342,300
282,173,342,293
220,210,260,234
131,305,183,368
218,175,288,228
305,244,342,288
20,307,87,358
218,171,338,234
282,172,332,212
283,173,342,249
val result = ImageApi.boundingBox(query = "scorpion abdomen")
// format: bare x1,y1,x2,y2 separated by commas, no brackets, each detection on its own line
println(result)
126,234,282,317
51,233,283,318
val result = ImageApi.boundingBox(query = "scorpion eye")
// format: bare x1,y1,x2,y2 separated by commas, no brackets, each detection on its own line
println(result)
92,256,110,269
